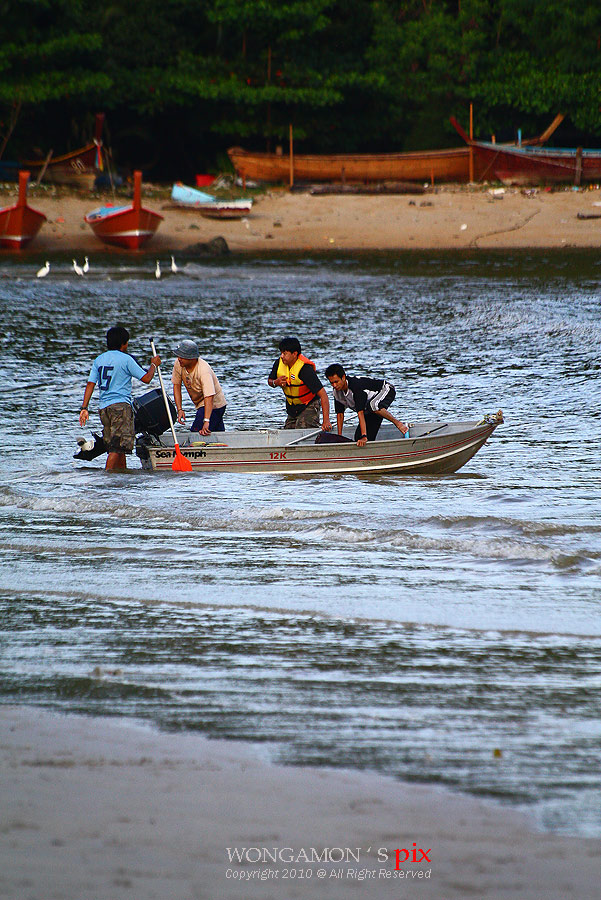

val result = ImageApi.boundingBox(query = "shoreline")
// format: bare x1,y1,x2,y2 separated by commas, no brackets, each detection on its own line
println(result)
2,183,601,255
1,704,599,900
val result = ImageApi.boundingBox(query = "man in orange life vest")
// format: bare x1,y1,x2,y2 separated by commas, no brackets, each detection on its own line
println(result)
268,337,332,430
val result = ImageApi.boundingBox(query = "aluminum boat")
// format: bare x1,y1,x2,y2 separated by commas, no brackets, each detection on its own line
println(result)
135,412,503,475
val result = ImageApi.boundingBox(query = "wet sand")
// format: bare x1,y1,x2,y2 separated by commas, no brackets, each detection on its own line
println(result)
3,182,601,256
0,706,599,900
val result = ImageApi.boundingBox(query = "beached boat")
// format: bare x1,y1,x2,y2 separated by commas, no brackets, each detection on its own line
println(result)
20,113,105,189
84,170,163,249
135,412,503,475
0,171,47,248
170,183,253,218
449,114,600,185
228,145,472,184
464,140,601,186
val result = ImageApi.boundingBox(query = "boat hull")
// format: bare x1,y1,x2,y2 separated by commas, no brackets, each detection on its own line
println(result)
0,204,46,248
198,203,252,219
0,171,47,248
228,146,471,184
472,142,601,185
85,207,164,249
136,418,501,475
85,172,163,249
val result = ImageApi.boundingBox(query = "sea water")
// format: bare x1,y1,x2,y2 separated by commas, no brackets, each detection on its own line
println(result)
1,250,600,837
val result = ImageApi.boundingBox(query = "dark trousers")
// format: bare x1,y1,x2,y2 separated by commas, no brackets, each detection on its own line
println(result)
354,412,383,442
191,405,226,432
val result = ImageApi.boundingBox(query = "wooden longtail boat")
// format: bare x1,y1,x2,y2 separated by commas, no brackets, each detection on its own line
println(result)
463,141,601,186
170,183,253,218
0,171,47,248
135,412,503,475
84,171,163,249
20,113,105,189
449,114,601,185
228,145,471,184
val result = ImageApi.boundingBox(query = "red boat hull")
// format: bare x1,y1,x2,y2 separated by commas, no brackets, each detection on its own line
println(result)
84,171,163,249
0,205,46,248
85,207,163,249
472,143,601,185
0,171,47,248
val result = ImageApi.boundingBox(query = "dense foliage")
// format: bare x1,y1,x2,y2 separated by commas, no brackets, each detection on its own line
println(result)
1,0,600,179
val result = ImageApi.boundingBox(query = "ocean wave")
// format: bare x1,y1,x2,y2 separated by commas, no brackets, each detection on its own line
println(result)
0,486,339,530
1,485,596,570
431,514,601,537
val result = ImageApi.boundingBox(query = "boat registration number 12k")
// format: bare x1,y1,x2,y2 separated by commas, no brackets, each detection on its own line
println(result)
270,451,287,460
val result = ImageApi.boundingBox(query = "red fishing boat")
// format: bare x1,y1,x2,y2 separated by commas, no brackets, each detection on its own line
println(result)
465,140,601,186
449,114,601,185
0,171,47,248
84,171,163,249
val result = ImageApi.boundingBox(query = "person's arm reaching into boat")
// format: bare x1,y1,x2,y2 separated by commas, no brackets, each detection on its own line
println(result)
199,394,214,436
173,380,185,425
317,386,332,432
355,409,369,447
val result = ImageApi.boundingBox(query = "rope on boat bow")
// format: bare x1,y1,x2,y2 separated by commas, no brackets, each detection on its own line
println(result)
477,409,504,426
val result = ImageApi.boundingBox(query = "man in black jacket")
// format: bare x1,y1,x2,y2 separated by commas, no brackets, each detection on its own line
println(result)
325,364,408,447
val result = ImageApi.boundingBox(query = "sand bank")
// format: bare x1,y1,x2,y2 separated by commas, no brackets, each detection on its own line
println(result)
3,183,601,256
0,705,599,900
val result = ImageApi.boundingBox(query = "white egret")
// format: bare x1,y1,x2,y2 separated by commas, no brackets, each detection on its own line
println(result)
83,256,90,273
155,260,161,279
170,255,178,273
73,259,84,276
36,261,50,278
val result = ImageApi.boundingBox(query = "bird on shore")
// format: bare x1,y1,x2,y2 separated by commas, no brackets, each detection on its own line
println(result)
155,260,161,279
36,261,50,278
83,256,90,273
73,259,84,276
170,255,178,273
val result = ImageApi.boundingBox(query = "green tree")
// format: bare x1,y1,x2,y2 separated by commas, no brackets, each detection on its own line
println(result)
0,0,110,158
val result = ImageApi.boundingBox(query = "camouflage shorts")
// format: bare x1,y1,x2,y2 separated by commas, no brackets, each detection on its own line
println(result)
284,396,321,429
99,402,135,453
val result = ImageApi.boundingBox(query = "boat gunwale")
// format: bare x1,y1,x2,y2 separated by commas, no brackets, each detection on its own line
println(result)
20,141,99,170
84,205,164,225
473,140,601,158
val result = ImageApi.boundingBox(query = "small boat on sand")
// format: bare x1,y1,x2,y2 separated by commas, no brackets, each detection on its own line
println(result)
170,183,253,218
85,170,163,248
135,412,503,475
0,171,47,248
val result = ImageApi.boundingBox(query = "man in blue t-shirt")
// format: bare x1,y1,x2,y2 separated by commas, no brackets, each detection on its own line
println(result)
79,326,161,470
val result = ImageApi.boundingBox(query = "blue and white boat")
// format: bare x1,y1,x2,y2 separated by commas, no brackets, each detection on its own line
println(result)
170,183,253,218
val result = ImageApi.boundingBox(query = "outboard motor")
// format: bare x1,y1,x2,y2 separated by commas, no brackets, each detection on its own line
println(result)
133,388,177,437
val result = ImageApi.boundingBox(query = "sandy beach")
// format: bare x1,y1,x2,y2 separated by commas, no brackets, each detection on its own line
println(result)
3,181,601,255
0,705,599,900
